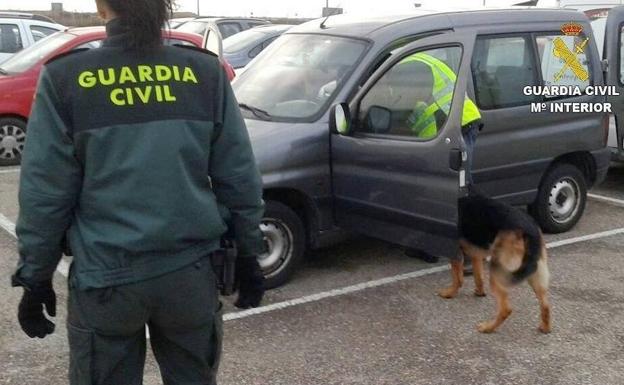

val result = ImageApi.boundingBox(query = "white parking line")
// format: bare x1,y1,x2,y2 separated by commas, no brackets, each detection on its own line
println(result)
224,227,624,322
589,193,624,208
0,213,16,237
1,213,624,322
224,265,450,321
0,167,20,174
0,213,71,277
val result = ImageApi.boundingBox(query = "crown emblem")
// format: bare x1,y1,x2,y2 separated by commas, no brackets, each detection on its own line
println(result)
561,22,583,36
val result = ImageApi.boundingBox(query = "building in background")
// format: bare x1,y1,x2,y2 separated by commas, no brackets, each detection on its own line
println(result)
51,3,63,13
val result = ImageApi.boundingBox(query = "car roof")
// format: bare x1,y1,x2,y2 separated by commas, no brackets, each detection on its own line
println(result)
64,26,106,36
0,17,63,28
0,12,57,23
62,26,203,43
288,7,588,39
250,24,293,33
191,17,269,23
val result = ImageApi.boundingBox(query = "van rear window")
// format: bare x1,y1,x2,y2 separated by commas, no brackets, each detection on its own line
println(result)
471,36,541,110
536,33,592,94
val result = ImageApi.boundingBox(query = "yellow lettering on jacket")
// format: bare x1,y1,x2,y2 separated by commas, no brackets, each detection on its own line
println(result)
78,71,96,88
137,65,154,82
110,88,125,106
77,64,199,106
98,68,116,86
119,66,138,84
155,65,172,81
135,86,153,104
182,67,198,83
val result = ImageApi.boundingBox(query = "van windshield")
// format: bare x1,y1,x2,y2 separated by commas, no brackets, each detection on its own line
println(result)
233,34,368,121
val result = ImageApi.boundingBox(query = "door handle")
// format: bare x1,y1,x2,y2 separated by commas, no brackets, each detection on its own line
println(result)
449,149,462,171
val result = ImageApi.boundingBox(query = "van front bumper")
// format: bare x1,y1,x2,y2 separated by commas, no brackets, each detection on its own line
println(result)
593,148,612,186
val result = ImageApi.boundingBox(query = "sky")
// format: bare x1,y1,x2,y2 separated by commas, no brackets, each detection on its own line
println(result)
0,0,559,18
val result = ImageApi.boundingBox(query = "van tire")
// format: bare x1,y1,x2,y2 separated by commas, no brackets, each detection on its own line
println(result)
0,117,27,166
259,201,305,289
530,163,587,234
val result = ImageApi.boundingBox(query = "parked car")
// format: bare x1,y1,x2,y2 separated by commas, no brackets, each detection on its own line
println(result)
0,27,234,166
175,17,270,39
233,8,621,288
0,12,64,62
223,24,292,69
168,17,196,29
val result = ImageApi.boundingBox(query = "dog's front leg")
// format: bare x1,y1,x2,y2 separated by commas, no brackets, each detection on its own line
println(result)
438,258,464,299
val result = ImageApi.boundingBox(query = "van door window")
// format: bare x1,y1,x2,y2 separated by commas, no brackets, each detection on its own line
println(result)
472,36,540,109
536,33,592,93
358,46,462,139
0,24,23,54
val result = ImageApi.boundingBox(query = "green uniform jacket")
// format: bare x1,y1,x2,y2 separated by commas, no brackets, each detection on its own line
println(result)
12,21,265,290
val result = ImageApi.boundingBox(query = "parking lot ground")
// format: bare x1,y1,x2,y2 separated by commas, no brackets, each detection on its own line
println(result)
1,164,623,384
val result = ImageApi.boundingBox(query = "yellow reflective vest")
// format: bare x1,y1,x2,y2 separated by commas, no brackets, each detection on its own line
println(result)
401,53,481,139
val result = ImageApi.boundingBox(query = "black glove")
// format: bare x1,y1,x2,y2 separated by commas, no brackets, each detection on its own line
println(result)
17,282,56,338
234,257,265,309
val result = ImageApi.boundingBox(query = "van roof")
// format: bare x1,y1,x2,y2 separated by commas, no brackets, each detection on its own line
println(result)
288,8,588,39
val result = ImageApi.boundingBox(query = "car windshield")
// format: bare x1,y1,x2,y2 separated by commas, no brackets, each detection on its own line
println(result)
233,34,368,121
176,21,208,36
224,29,267,53
1,32,74,74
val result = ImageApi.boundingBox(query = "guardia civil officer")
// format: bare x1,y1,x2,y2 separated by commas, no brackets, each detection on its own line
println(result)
11,0,266,383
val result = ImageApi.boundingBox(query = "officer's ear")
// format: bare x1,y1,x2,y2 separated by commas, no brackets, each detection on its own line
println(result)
95,0,116,22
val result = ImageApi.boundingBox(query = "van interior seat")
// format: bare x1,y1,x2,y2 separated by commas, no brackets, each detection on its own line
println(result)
493,65,536,107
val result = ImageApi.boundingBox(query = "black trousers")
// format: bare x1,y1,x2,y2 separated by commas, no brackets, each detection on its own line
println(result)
67,257,222,385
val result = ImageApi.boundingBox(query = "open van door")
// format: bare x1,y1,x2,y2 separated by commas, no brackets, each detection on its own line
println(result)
203,25,223,57
605,6,624,158
330,31,475,258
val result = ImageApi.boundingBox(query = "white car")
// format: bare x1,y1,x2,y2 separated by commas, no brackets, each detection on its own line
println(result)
0,12,64,63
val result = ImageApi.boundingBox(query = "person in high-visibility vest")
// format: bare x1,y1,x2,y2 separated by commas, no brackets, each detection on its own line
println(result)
399,53,482,274
400,52,482,184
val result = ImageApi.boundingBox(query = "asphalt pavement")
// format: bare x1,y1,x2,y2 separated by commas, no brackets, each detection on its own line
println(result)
1,163,624,385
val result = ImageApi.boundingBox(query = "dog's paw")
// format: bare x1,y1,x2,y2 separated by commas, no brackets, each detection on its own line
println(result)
474,290,486,297
539,325,551,334
438,288,457,299
477,322,496,334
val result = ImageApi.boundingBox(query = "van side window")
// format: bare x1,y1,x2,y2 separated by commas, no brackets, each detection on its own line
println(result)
358,46,462,139
536,34,592,92
472,36,540,109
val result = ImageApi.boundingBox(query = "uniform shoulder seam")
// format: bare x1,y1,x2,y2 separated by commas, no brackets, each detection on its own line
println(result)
173,44,218,57
44,48,90,66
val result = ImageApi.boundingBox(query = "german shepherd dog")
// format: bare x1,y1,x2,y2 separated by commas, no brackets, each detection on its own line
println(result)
438,192,551,334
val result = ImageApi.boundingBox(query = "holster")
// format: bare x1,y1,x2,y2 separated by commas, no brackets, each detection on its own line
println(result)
210,238,237,296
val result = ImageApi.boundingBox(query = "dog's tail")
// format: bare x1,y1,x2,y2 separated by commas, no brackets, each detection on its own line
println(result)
511,230,542,284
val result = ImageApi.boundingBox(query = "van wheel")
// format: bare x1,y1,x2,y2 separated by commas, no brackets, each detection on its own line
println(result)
0,117,27,166
258,201,305,289
530,163,587,234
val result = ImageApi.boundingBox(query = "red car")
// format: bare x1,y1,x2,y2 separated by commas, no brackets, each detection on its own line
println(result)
0,27,235,166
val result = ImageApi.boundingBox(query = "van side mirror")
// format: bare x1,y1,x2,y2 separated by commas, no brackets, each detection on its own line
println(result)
330,103,352,135
366,106,391,134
